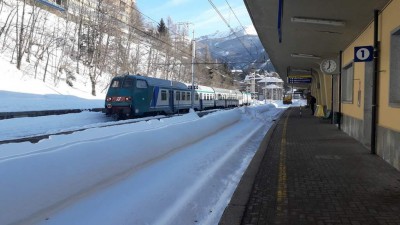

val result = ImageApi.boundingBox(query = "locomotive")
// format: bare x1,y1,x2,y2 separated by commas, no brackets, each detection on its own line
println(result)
105,73,251,118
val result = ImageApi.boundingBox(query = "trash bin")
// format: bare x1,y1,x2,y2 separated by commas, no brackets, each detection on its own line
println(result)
315,105,325,117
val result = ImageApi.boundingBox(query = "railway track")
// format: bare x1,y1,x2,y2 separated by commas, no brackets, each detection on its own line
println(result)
0,115,167,145
0,108,104,120
0,108,222,145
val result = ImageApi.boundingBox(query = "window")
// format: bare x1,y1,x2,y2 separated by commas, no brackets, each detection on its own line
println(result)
182,92,185,101
161,90,167,101
136,80,148,88
342,63,354,103
136,80,147,88
176,91,180,101
390,28,400,107
120,0,127,11
122,78,133,88
200,93,203,99
187,92,190,101
195,93,199,101
111,80,121,88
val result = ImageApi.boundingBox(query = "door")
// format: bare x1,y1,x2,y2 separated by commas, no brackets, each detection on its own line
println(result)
134,79,150,116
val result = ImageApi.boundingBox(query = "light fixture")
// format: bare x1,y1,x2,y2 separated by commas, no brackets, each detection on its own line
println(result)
291,53,321,59
290,68,312,74
291,17,345,27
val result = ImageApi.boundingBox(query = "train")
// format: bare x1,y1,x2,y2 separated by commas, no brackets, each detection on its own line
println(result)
105,73,252,119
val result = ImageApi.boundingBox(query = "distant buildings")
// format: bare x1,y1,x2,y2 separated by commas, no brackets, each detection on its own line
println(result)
243,71,283,100
36,0,136,25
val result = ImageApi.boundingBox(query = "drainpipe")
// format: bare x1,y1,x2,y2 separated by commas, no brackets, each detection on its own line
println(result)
371,9,379,155
338,51,342,130
331,75,334,124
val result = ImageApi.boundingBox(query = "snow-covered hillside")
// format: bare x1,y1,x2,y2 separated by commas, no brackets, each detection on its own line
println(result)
197,25,274,72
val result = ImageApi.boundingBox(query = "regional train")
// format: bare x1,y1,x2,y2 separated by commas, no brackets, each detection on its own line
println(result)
105,73,252,119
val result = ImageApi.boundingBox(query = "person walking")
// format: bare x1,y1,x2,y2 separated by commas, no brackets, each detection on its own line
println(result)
310,95,316,115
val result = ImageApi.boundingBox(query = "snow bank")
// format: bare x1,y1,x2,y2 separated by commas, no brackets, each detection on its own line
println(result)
0,109,241,225
0,53,104,112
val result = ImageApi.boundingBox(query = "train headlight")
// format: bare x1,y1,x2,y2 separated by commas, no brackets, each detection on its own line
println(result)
106,97,112,102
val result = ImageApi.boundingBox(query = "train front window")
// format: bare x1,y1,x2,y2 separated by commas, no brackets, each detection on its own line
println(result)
122,78,133,88
111,80,121,88
136,80,148,88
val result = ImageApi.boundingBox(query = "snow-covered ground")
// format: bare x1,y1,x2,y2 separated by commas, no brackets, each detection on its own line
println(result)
0,48,308,225
0,102,298,225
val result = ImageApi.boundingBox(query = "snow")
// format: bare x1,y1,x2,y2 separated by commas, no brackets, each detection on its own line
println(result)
0,97,310,225
0,57,307,224
0,103,289,225
0,4,307,223
244,25,257,36
0,56,105,112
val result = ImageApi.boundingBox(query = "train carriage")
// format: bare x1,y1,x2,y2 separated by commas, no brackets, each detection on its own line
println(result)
241,91,252,106
213,87,239,108
195,85,215,110
105,73,252,119
105,74,192,118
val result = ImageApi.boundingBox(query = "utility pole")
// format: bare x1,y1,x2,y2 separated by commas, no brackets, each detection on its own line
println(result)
191,34,195,108
177,22,195,108
264,74,267,104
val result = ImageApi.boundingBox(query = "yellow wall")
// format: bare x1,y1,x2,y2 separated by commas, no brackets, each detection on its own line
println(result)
341,24,374,120
378,0,400,132
341,0,400,131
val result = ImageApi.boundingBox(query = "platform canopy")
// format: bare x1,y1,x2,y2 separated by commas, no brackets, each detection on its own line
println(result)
244,0,390,83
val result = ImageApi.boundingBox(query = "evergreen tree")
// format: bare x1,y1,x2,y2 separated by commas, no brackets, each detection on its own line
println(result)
157,18,167,37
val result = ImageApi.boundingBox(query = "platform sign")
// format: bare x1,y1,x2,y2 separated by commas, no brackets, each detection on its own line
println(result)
288,75,312,84
354,46,373,62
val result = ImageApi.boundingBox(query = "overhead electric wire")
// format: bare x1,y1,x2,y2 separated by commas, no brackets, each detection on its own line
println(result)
106,12,241,83
207,0,254,59
76,3,243,84
130,2,259,71
224,0,259,57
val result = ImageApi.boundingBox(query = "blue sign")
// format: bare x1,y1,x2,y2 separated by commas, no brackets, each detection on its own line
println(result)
354,46,374,62
288,77,312,84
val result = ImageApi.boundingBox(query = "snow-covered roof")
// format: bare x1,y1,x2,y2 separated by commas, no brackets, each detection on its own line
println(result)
257,77,284,83
213,87,232,94
231,69,243,73
196,85,215,93
263,84,282,89
244,74,263,81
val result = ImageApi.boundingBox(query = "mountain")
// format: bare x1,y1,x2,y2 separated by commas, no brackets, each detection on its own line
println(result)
196,26,275,73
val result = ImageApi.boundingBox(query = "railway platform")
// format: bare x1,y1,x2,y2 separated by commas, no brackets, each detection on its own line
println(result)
219,107,400,225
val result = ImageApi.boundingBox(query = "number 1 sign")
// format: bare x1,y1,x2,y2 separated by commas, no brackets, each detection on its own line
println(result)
354,46,374,62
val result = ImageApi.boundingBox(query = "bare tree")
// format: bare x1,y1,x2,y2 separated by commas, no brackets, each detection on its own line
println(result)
15,0,28,69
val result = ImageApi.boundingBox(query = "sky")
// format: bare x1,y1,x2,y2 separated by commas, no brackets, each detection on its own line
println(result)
136,0,255,37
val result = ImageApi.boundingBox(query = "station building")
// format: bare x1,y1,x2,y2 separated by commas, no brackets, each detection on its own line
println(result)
244,0,400,170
